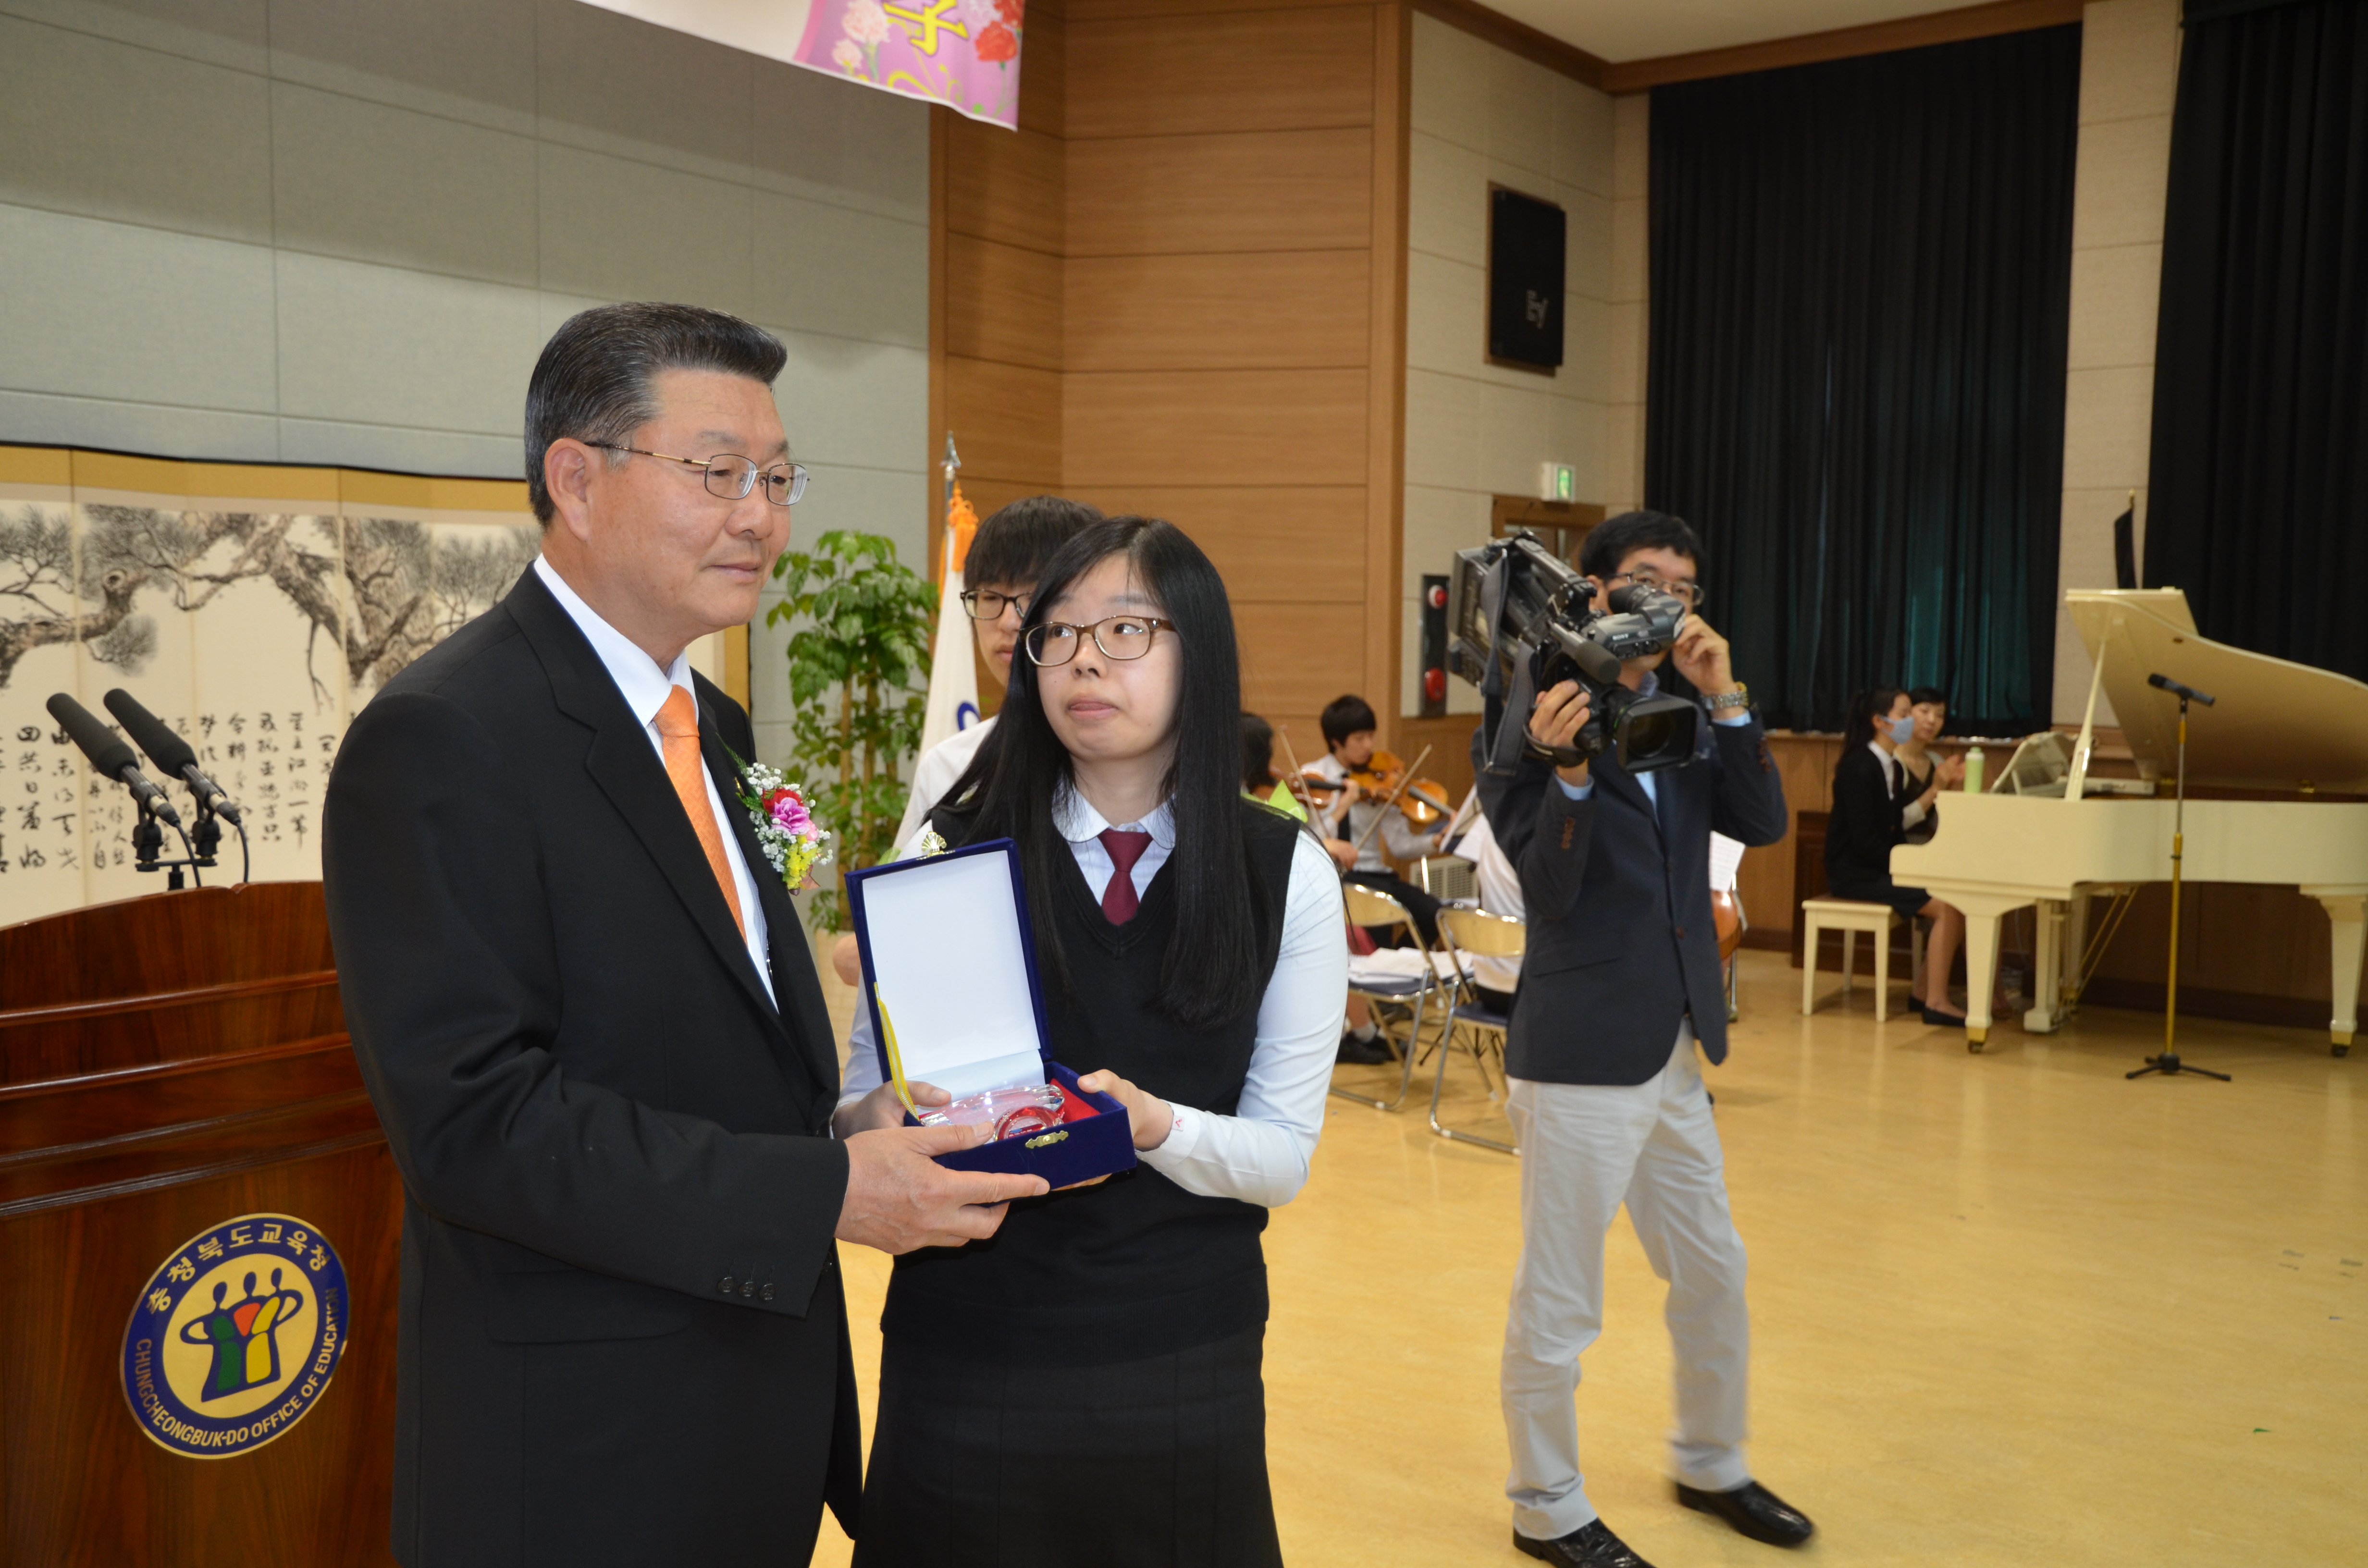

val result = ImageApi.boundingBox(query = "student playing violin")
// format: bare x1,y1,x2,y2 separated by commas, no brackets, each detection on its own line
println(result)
1305,694,1450,947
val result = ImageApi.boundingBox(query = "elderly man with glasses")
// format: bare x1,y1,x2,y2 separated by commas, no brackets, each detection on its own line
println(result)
322,302,1048,1567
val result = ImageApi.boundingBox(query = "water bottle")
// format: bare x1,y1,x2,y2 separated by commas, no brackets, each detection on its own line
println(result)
1963,745,1985,794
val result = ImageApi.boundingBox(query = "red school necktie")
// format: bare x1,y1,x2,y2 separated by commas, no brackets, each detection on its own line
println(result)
1099,828,1154,924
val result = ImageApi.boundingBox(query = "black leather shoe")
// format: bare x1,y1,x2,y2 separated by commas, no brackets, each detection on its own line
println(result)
1511,1519,1657,1567
1675,1480,1814,1547
1336,1031,1392,1065
1919,1003,1968,1027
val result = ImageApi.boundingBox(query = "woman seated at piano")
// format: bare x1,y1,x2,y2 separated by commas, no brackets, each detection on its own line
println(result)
1825,686,1969,1025
1893,685,1951,798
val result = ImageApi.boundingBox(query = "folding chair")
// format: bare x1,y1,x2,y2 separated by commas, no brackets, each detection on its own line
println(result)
1427,907,1525,1154
1331,882,1447,1112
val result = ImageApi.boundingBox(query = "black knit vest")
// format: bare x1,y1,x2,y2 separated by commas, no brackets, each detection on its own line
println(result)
879,799,1300,1365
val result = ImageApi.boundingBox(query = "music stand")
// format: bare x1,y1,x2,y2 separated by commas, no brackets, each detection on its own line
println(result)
2129,673,2229,1082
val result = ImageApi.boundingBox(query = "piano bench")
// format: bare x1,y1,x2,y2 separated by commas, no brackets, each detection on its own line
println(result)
1800,899,1924,1023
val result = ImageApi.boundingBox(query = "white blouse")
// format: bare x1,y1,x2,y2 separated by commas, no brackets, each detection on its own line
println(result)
841,790,1347,1207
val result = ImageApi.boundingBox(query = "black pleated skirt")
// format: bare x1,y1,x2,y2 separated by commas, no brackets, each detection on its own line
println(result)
851,1325,1283,1568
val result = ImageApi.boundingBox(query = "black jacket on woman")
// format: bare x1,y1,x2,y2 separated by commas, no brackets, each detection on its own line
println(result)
1824,743,1922,899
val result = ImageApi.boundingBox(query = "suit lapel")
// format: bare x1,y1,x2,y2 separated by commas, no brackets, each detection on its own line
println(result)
505,572,787,1039
1598,755,1664,842
699,711,841,1098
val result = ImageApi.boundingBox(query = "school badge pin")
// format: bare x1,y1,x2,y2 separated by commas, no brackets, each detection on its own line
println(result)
120,1213,349,1458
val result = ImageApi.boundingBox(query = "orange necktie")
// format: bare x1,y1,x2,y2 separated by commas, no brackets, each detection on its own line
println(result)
655,686,746,938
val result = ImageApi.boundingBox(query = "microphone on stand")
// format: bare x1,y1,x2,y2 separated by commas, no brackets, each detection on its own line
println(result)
103,688,244,824
2146,673,2216,707
46,693,183,826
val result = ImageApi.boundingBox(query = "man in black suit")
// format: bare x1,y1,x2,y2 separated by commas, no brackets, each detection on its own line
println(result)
1474,512,1809,1568
323,303,1045,1567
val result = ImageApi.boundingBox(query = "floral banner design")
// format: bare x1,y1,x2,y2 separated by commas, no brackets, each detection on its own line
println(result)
798,0,1025,128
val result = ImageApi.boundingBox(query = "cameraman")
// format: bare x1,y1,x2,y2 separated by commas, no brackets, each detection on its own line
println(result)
1474,512,1809,1568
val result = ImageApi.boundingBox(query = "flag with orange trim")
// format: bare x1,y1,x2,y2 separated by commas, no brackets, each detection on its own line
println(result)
919,476,981,756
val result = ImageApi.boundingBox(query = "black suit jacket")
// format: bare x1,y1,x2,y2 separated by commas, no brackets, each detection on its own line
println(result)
1823,743,1933,894
323,569,858,1567
1475,707,1788,1085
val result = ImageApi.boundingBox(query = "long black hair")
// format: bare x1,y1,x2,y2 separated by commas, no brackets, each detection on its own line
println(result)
944,516,1270,1031
1842,686,1906,751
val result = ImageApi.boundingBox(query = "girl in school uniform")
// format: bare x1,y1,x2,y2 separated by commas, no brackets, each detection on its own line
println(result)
1824,686,1967,1024
841,515,1348,1568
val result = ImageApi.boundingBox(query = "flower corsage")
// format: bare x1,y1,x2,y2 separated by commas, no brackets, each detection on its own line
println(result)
728,755,832,891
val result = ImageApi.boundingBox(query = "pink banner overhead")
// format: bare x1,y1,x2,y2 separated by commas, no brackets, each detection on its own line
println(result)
576,0,1025,130
800,0,1026,127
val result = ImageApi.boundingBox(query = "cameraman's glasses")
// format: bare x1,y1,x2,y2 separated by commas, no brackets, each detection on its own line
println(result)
1602,570,1702,609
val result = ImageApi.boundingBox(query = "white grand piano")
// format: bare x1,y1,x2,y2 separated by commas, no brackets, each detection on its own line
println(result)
1892,588,2368,1054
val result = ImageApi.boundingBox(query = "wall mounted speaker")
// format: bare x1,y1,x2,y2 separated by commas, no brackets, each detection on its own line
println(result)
1488,185,1565,374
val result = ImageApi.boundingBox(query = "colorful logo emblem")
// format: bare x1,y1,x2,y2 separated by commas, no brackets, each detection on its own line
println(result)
120,1213,349,1458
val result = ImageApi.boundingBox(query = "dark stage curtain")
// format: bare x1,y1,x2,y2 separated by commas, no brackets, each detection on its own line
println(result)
2145,0,2368,683
1645,25,2081,734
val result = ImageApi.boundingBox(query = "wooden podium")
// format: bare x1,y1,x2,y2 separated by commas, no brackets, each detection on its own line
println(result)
0,883,398,1566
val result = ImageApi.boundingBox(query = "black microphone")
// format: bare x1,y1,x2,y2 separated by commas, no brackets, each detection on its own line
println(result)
103,688,244,825
47,693,182,825
2146,672,2217,707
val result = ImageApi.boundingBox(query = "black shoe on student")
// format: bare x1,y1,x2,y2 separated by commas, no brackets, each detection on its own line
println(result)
1675,1480,1814,1547
1336,1031,1392,1065
1512,1519,1656,1567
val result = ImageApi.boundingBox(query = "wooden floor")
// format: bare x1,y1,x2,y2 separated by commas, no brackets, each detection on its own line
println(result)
810,949,2366,1566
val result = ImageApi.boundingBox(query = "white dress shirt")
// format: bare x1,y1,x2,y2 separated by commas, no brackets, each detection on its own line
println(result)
843,787,1347,1207
1873,741,1932,828
891,714,997,855
534,556,774,1004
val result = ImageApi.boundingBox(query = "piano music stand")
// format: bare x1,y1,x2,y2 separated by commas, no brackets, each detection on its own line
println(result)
2129,679,2230,1082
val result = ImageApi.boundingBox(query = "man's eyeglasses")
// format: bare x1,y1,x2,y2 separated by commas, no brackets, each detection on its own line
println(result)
960,588,1032,622
1024,615,1174,667
585,443,808,507
1603,570,1702,609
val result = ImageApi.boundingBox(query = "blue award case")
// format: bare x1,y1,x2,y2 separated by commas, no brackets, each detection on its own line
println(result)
844,837,1137,1187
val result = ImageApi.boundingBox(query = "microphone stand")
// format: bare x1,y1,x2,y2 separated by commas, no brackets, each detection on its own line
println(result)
132,794,207,891
2129,682,2227,1081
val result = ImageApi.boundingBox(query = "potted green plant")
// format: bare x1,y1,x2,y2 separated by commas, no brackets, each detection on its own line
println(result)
766,529,936,933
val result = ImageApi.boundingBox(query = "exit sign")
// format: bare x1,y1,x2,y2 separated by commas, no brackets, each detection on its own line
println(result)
1539,463,1576,502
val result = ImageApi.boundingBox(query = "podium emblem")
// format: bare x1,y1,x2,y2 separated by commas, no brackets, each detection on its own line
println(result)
120,1213,350,1458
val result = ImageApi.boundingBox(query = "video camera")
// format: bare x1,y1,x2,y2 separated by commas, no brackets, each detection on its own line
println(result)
1448,531,1700,774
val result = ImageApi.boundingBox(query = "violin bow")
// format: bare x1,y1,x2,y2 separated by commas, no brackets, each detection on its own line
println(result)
1349,742,1434,858
1271,725,1328,822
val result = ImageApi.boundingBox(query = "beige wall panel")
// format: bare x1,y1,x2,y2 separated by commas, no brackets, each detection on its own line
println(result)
1068,7,1376,140
1065,368,1368,487
1065,250,1371,371
1067,129,1372,257
1236,600,1371,717
944,233,1064,370
1070,484,1369,598
946,122,1065,255
943,355,1064,485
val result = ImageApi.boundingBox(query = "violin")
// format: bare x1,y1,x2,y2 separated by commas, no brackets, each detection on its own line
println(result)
1320,749,1457,830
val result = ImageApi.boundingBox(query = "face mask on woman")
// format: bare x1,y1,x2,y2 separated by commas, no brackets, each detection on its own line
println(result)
1886,715,1916,745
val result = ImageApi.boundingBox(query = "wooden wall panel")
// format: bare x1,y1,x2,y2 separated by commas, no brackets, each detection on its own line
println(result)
1067,129,1371,257
946,123,1066,255
1017,1,1068,137
1070,0,1369,20
1237,601,1369,718
1067,7,1376,138
945,234,1063,370
1736,734,1839,938
1066,368,1367,487
1067,484,1367,598
944,355,1064,485
1065,250,1370,371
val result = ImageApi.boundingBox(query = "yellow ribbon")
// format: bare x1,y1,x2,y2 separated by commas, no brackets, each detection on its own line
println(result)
874,984,921,1120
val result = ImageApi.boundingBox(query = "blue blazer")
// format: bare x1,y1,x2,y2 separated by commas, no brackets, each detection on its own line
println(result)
1473,706,1788,1085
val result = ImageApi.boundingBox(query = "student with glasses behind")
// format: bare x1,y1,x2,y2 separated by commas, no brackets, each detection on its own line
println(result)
840,516,1347,1568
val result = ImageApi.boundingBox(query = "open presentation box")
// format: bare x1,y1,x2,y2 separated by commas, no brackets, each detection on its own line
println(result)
844,838,1137,1186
